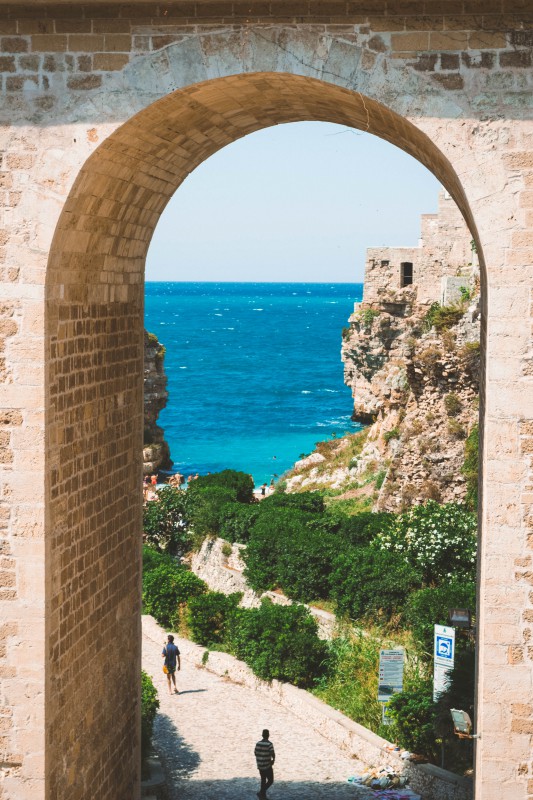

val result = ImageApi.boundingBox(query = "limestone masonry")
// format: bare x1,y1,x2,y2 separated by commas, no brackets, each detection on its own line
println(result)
363,192,475,306
0,3,532,800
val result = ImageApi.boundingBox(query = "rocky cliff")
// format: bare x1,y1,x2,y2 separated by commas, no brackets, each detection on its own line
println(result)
143,330,171,475
285,285,480,512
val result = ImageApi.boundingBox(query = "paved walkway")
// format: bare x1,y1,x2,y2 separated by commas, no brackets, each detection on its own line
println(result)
142,616,375,800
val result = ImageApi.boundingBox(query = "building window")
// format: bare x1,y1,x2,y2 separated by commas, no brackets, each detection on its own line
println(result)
381,260,389,267
400,262,413,287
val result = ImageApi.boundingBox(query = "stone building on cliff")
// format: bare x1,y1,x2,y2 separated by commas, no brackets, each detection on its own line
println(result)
363,190,477,307
340,192,481,511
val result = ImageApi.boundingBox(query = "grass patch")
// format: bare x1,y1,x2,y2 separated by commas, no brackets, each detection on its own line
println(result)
314,626,425,739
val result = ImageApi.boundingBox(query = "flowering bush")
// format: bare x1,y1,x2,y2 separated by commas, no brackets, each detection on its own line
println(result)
375,500,477,585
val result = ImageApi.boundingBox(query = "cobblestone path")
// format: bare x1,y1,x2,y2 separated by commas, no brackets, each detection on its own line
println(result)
142,616,375,800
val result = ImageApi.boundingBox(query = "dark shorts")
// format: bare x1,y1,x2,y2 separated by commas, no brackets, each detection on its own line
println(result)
166,665,176,674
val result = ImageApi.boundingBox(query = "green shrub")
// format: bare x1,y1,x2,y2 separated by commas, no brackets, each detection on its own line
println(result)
330,510,395,547
221,541,233,557
459,341,480,379
186,591,242,647
143,486,191,555
141,670,159,765
142,562,206,627
227,599,327,687
331,545,422,623
425,302,465,332
404,581,476,653
219,502,261,543
243,505,336,601
260,491,326,515
444,393,462,417
142,544,174,573
376,500,477,585
188,486,237,539
447,419,466,439
375,470,387,490
387,678,439,761
193,469,255,503
356,307,380,330
462,425,479,512
275,526,337,603
243,506,317,593
384,427,400,443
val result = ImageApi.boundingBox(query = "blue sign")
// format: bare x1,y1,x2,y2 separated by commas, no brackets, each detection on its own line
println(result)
433,625,456,701
436,634,454,662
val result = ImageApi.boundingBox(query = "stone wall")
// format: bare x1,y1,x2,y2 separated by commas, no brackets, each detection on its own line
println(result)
0,4,532,799
363,192,476,305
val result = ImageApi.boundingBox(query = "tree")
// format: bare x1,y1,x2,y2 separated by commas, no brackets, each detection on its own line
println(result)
187,486,237,538
142,562,206,627
186,591,242,646
143,486,190,555
404,581,476,653
331,545,421,623
227,599,327,687
243,506,318,594
193,469,255,504
219,502,261,543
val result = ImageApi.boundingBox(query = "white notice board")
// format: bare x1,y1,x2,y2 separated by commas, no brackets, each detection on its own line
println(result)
378,649,404,702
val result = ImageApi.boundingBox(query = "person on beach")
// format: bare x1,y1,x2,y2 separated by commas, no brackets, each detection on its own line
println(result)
162,634,181,695
261,483,267,497
254,729,275,799
150,474,157,487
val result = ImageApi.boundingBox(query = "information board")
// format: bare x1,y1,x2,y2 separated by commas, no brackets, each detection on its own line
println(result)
433,624,455,701
378,649,404,702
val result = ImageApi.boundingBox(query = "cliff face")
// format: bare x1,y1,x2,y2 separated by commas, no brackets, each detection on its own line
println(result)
341,286,480,510
284,286,480,512
143,330,171,475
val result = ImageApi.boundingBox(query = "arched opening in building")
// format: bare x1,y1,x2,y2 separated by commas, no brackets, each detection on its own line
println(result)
45,72,484,798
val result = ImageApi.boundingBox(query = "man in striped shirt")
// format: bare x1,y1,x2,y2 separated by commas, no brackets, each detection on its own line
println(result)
254,729,275,799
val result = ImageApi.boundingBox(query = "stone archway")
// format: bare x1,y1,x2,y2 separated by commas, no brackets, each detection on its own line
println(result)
1,12,531,800
45,72,484,800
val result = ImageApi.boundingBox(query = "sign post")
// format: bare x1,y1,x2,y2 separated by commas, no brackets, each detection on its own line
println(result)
433,624,455,701
378,649,404,703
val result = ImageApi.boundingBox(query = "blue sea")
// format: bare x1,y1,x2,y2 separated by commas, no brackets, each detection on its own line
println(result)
144,282,364,486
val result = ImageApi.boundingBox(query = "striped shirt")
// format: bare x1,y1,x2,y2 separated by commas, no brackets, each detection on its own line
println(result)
254,739,275,770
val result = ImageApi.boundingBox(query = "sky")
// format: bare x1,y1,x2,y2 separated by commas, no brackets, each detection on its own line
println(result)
146,121,442,283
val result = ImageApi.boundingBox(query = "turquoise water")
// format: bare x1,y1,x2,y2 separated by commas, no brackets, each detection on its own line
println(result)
144,282,363,485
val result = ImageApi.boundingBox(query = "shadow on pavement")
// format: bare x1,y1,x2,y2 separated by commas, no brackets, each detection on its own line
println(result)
153,713,201,785
152,713,373,799
157,776,375,799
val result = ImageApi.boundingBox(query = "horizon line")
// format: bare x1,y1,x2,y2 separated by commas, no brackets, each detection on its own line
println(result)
145,279,365,284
